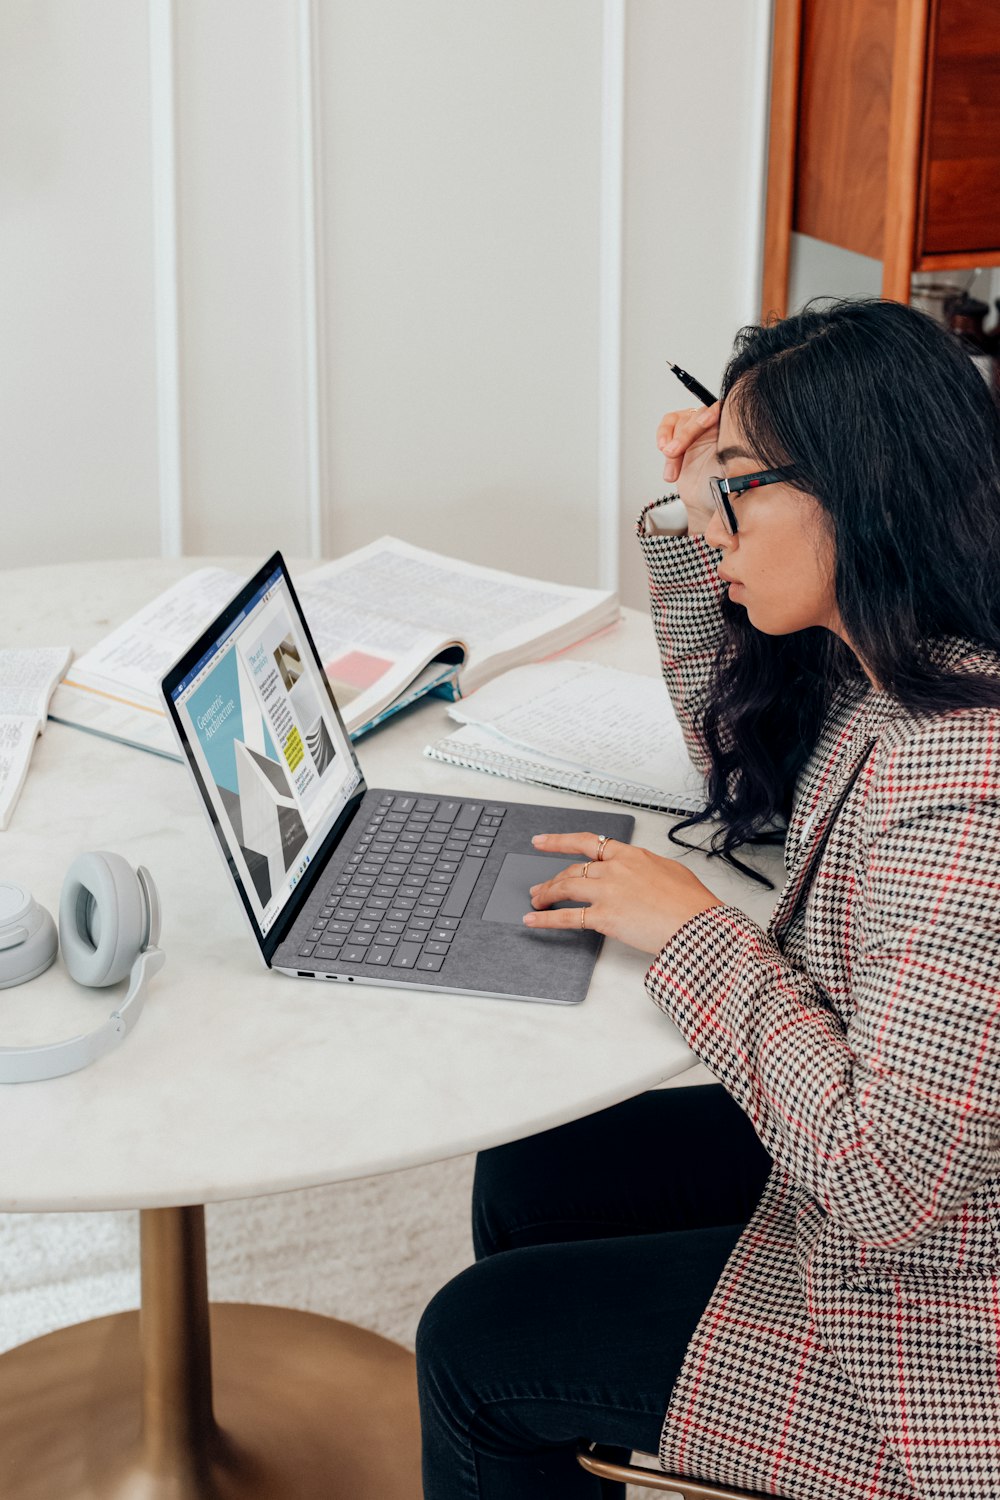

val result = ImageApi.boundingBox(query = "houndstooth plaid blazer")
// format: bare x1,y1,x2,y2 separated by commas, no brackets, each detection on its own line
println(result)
638,514,1000,1500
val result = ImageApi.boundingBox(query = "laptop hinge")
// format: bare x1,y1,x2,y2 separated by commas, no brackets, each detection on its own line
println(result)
263,780,368,963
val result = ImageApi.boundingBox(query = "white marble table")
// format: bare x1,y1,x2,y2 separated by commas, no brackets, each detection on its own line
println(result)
0,559,781,1500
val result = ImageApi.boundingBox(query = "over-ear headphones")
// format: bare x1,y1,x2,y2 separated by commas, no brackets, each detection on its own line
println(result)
0,852,165,1084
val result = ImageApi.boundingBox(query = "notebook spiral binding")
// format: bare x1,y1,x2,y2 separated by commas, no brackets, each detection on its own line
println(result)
424,738,703,816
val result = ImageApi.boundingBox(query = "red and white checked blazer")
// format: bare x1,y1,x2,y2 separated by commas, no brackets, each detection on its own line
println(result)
638,515,1000,1500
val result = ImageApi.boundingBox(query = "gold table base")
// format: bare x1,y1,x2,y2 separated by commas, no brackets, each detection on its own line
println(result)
0,1207,422,1500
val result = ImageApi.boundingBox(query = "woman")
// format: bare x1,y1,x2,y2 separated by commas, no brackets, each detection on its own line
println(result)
416,299,1000,1500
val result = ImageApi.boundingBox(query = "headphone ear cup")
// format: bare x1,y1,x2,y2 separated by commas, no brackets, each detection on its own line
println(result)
59,853,147,989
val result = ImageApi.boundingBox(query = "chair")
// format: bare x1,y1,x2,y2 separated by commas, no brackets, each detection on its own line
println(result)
577,1443,779,1499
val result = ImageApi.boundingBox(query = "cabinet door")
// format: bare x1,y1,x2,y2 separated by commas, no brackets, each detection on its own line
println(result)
921,0,1000,255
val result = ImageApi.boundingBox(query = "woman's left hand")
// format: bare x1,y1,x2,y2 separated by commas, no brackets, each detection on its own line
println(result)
524,832,724,956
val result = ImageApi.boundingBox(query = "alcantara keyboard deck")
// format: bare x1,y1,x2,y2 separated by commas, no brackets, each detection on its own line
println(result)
297,794,507,974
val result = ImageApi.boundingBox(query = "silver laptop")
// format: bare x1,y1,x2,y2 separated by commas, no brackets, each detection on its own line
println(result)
161,553,633,1005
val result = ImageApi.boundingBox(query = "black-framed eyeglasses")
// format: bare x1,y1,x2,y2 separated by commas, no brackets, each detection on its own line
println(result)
708,469,785,535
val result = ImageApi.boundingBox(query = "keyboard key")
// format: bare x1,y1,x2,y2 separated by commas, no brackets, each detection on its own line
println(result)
328,919,353,934
347,931,372,946
391,942,423,969
353,919,379,933
448,829,472,842
435,860,460,873
429,927,455,943
429,821,452,835
363,901,390,915
441,859,482,918
416,901,441,917
423,940,450,956
466,847,488,858
339,945,368,963
403,928,430,944
416,798,439,813
364,947,392,966
412,852,436,866
379,794,394,806
382,919,406,934
374,932,399,946
456,803,483,829
416,954,445,972
486,806,507,817
298,943,315,957
317,944,343,961
393,897,416,910
425,883,450,897
340,897,364,910
436,916,460,929
437,801,461,822
385,862,409,875
407,916,433,930
471,835,494,848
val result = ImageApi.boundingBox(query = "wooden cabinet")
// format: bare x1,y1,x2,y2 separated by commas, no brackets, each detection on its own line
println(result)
762,0,1000,317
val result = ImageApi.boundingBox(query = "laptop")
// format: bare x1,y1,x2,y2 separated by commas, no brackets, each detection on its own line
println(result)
160,553,633,1005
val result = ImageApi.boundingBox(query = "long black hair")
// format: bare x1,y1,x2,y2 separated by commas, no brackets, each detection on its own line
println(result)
670,298,1000,884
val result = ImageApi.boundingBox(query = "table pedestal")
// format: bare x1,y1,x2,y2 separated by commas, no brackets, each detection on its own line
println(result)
0,1206,422,1499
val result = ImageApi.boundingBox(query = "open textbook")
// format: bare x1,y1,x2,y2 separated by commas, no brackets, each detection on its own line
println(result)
0,647,73,830
47,538,618,760
424,659,706,815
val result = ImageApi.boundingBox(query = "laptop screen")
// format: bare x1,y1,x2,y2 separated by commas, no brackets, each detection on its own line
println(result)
163,556,364,950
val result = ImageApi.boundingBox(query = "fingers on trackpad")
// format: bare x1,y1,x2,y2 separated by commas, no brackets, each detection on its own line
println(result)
480,853,581,924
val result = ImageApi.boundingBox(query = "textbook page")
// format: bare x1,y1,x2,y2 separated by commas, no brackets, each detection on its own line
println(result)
299,536,619,702
0,646,73,829
439,660,705,805
48,568,244,759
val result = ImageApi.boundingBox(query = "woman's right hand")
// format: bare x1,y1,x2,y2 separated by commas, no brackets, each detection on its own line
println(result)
656,402,720,535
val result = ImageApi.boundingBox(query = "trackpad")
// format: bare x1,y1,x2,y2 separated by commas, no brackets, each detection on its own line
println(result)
481,852,583,925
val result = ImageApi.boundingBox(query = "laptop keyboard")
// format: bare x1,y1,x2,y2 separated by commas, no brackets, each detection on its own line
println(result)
296,795,508,975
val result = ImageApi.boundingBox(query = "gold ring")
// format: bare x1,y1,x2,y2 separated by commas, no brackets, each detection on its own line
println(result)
596,835,611,861
582,861,592,879
580,906,587,930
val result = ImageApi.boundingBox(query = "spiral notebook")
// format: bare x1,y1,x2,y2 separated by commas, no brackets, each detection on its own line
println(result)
423,661,705,815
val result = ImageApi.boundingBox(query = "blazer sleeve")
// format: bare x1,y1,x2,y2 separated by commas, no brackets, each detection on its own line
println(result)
635,504,725,776
645,707,1000,1251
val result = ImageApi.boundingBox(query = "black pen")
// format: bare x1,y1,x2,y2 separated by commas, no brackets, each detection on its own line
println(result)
667,360,718,408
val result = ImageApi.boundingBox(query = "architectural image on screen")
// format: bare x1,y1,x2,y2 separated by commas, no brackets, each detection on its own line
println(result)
185,650,307,909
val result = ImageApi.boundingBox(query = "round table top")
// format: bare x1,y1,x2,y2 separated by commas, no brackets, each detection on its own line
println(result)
0,558,780,1212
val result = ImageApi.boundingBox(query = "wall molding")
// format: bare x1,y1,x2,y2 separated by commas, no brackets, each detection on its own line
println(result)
148,0,183,558
743,0,774,324
598,0,625,594
298,0,325,560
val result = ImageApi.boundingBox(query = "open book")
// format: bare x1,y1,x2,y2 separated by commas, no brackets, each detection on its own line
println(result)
0,647,73,830
424,659,706,815
47,537,618,760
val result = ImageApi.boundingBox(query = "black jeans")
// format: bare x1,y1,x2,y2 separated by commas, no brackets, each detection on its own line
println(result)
416,1084,773,1499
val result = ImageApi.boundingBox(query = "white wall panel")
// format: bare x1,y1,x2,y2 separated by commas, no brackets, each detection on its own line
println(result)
315,0,604,586
619,0,772,607
174,0,311,559
0,0,159,568
2,1,773,600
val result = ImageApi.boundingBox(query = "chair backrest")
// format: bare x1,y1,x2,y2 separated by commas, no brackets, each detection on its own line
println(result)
577,1444,782,1499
